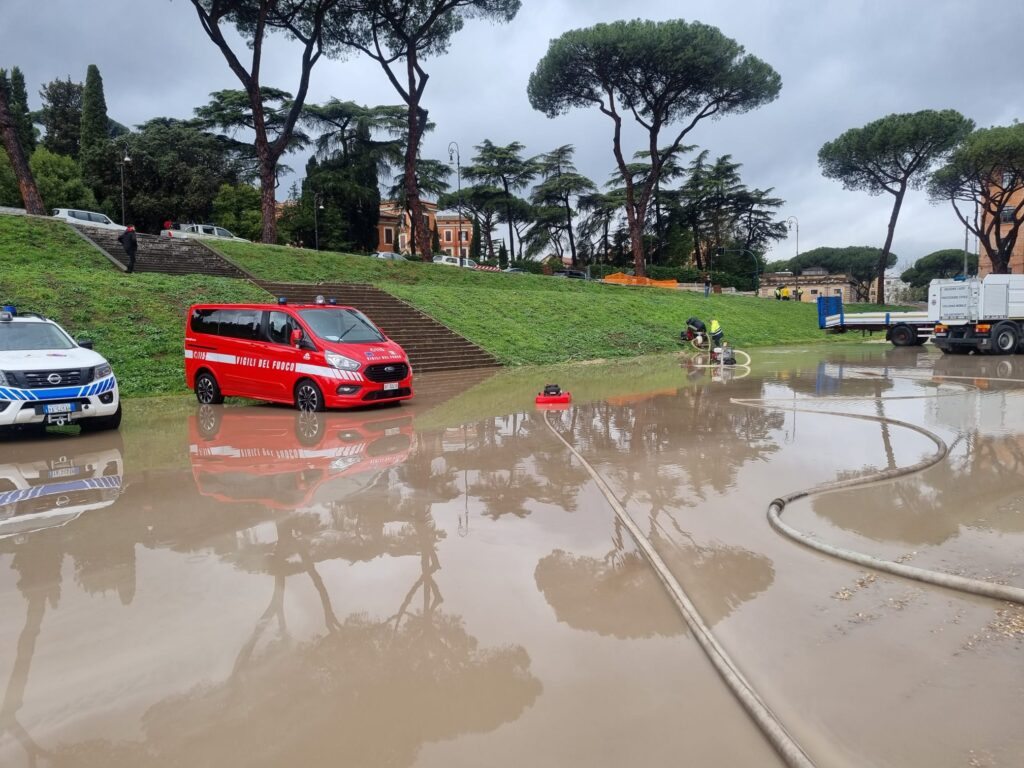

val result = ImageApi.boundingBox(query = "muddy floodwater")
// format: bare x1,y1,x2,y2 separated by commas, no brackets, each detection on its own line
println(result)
1,345,1023,767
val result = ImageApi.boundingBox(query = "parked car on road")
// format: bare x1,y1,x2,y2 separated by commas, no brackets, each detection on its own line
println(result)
52,208,123,232
161,223,248,242
553,269,588,280
375,251,407,261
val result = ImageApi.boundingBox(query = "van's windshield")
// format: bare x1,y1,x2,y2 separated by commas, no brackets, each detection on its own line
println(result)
0,322,76,351
298,309,385,344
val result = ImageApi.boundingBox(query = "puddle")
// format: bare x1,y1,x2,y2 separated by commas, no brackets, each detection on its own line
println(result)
1,346,1022,767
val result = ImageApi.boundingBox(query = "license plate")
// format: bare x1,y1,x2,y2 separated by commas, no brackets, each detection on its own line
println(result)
44,403,77,414
47,466,83,479
383,382,399,391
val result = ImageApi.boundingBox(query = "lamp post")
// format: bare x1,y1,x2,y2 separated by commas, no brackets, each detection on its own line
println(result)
119,145,131,225
786,215,799,258
313,192,324,251
448,141,463,263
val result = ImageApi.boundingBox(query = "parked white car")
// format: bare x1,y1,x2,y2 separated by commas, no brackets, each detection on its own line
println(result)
0,308,121,432
52,208,123,232
432,254,478,268
161,223,248,242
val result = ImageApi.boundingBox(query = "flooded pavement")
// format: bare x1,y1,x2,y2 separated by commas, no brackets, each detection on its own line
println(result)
0,346,1022,767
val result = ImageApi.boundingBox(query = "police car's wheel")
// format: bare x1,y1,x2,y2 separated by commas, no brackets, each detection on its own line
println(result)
195,372,224,405
295,380,325,412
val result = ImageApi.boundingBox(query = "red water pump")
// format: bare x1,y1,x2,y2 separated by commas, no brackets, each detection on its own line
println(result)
535,383,572,406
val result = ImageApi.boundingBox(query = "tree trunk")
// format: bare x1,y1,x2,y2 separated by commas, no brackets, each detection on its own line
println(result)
0,85,44,215
876,186,906,304
403,52,431,262
564,194,578,266
502,181,514,269
258,156,278,244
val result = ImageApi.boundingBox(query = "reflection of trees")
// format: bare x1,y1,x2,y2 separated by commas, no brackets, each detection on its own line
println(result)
1,538,61,766
536,510,774,638
548,387,784,501
814,427,1024,545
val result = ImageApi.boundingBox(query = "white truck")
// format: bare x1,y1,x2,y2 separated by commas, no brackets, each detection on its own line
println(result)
930,274,1024,354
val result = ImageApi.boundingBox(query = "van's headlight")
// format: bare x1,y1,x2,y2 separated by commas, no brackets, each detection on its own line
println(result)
325,351,360,371
94,363,112,379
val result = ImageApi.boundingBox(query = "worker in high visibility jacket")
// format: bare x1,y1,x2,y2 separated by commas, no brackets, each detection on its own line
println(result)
710,318,723,346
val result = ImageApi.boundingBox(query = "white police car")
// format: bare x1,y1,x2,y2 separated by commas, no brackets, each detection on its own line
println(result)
0,307,121,432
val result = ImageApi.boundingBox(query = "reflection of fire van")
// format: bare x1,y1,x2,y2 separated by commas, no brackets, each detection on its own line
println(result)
0,434,124,537
189,408,414,510
185,301,414,411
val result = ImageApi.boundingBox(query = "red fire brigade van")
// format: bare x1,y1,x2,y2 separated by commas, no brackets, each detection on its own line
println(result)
184,299,414,410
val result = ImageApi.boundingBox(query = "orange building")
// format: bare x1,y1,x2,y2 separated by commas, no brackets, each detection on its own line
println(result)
376,201,473,256
979,176,1024,276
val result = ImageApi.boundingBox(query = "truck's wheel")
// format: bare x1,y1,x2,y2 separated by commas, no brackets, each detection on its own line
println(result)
889,324,915,347
80,403,122,432
993,323,1019,355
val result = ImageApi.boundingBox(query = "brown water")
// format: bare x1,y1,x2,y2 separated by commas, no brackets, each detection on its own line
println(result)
0,346,1021,767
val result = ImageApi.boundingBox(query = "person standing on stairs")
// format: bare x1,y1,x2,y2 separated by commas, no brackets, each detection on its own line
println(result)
118,225,138,273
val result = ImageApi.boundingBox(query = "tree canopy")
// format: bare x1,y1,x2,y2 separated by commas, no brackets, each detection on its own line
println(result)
901,248,977,287
929,124,1024,274
336,0,521,260
818,109,973,301
528,18,781,276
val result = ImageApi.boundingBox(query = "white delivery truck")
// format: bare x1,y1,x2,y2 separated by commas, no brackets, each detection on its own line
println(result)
929,274,1024,354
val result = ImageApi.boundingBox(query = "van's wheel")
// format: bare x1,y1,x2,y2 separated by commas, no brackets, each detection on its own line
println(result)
993,323,1019,355
195,371,224,404
80,403,122,432
889,324,915,347
294,379,325,412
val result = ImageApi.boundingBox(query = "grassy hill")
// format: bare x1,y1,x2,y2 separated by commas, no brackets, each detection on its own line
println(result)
1,214,863,397
0,216,267,395
218,240,837,364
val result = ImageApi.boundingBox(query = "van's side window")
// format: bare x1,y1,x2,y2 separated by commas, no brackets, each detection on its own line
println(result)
266,311,296,345
219,309,261,341
191,309,220,335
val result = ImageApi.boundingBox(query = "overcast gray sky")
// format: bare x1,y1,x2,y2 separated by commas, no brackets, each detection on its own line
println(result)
3,0,1021,264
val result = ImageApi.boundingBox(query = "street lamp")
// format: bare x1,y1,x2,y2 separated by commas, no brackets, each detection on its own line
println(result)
448,141,463,263
785,216,799,259
119,145,131,225
313,192,324,251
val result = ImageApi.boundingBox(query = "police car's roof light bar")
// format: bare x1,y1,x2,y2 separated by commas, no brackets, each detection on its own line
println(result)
277,296,287,305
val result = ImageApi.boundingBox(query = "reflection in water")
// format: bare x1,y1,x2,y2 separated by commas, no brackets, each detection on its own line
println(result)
804,354,1024,546
0,432,123,538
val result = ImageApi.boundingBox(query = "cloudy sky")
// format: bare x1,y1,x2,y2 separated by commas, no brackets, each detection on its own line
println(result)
3,0,1021,265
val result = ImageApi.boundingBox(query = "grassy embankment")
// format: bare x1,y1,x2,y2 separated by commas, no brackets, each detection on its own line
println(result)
216,240,859,364
0,214,884,397
0,215,267,396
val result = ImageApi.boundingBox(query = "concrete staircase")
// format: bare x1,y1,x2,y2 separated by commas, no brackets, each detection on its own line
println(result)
257,281,500,374
73,227,249,279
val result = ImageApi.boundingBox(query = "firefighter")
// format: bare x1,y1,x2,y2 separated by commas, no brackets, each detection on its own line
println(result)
710,318,723,346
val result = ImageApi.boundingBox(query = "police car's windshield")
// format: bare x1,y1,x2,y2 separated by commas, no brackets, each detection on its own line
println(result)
298,309,385,344
0,322,76,351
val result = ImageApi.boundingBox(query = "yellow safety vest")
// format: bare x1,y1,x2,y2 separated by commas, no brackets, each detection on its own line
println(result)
710,319,721,335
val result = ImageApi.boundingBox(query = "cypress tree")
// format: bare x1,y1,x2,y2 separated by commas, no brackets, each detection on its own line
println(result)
80,65,109,155
7,67,34,156
79,64,113,198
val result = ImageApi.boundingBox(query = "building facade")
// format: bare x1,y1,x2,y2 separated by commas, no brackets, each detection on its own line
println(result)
979,176,1024,276
757,268,860,303
376,201,473,257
